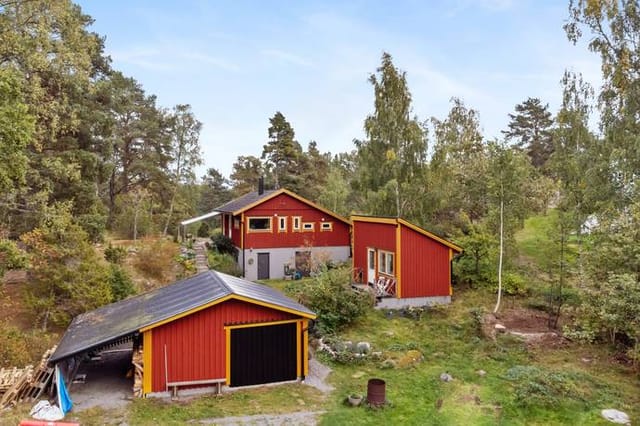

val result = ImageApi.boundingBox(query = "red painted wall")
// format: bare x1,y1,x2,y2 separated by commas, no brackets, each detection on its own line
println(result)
150,299,297,392
400,226,451,298
230,214,241,247
352,221,397,280
242,194,350,249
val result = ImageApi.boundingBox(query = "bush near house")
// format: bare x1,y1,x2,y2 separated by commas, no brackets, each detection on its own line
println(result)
285,267,372,334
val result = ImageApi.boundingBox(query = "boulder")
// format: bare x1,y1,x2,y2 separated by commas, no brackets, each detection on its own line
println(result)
356,342,371,354
440,372,453,382
601,409,630,425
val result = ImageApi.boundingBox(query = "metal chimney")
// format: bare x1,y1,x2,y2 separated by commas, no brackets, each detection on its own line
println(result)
258,176,264,195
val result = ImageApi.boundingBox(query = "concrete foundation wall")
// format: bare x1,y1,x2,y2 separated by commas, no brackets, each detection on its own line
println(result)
376,295,451,309
240,246,350,281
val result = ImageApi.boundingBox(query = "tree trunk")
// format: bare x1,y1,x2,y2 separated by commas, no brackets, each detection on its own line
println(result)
493,185,504,314
163,189,177,237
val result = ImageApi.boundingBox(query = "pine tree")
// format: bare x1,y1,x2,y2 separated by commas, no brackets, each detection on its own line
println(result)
503,98,554,169
262,112,304,190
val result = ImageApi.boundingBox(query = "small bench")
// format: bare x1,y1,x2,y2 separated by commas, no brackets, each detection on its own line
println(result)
166,378,225,397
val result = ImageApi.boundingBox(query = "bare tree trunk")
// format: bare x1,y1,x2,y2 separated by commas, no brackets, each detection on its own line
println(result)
493,185,504,314
395,180,401,217
162,189,176,237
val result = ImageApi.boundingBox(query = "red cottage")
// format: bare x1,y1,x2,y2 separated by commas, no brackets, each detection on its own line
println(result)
216,188,351,281
351,215,462,308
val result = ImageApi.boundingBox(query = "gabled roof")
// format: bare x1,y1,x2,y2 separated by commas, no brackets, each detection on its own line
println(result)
351,215,463,253
50,270,315,363
215,188,351,225
214,190,278,214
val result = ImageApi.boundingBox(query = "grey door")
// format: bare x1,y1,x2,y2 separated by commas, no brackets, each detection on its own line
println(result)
257,253,270,280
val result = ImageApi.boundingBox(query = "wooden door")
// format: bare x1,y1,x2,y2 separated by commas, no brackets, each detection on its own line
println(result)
257,253,270,280
230,323,297,387
367,248,376,284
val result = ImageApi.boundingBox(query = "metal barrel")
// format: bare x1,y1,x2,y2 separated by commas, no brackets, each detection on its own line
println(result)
367,378,386,406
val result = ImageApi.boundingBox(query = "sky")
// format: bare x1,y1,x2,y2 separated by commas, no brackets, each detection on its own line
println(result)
76,0,602,178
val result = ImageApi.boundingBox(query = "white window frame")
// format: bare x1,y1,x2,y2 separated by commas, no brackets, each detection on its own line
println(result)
278,216,287,232
293,216,302,231
378,250,395,276
320,222,333,231
247,216,272,233
302,222,314,232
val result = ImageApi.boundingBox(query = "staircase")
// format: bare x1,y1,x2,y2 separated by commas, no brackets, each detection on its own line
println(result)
193,238,210,273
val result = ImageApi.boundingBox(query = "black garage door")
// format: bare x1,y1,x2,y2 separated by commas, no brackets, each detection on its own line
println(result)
230,322,297,387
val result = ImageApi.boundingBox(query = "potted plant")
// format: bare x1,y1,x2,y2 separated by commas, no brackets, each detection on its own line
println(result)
348,393,363,407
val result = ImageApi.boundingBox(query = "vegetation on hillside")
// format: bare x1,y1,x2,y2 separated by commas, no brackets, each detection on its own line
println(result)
0,0,639,422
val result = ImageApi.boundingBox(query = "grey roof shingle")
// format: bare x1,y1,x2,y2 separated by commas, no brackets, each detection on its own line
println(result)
49,270,315,363
215,190,277,213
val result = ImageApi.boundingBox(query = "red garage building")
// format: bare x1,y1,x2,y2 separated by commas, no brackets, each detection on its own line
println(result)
352,215,462,308
50,271,315,397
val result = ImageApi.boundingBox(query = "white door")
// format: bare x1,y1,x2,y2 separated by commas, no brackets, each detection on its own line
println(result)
367,248,376,284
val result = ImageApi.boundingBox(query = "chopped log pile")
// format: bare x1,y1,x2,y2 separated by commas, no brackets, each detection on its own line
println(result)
0,346,56,409
132,347,143,398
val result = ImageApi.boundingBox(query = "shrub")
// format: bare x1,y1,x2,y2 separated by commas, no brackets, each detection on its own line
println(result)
109,264,136,301
76,213,106,243
0,322,58,368
492,271,528,296
208,233,238,257
286,267,372,334
104,243,127,264
133,239,179,282
197,222,210,238
503,365,589,407
207,251,241,276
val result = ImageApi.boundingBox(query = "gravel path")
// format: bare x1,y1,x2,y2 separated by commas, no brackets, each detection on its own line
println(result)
303,358,334,394
195,410,326,425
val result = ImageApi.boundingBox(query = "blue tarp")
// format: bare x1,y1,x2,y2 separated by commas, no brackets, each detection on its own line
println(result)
55,365,73,414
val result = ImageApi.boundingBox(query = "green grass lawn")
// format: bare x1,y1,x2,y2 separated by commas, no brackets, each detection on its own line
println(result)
314,288,639,425
6,287,636,426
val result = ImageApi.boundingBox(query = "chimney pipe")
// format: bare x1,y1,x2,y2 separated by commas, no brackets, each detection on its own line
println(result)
258,176,264,195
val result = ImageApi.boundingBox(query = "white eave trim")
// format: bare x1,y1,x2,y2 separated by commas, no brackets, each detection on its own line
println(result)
180,211,221,226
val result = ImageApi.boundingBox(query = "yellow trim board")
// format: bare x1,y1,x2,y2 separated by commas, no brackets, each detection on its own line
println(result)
351,215,397,225
142,330,152,395
224,319,300,330
139,295,235,332
296,321,302,377
397,218,463,252
302,319,309,376
231,188,351,225
230,294,316,319
225,328,231,385
140,294,316,333
240,213,245,249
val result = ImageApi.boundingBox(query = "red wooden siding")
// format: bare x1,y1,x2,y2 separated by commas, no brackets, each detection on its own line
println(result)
352,221,397,278
400,226,450,298
230,214,241,247
243,194,349,249
150,299,296,392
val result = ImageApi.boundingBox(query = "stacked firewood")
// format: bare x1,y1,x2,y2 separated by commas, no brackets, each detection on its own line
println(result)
0,346,56,409
132,348,144,398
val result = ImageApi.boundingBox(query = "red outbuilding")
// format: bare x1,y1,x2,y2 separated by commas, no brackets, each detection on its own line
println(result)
351,215,462,308
50,271,316,397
